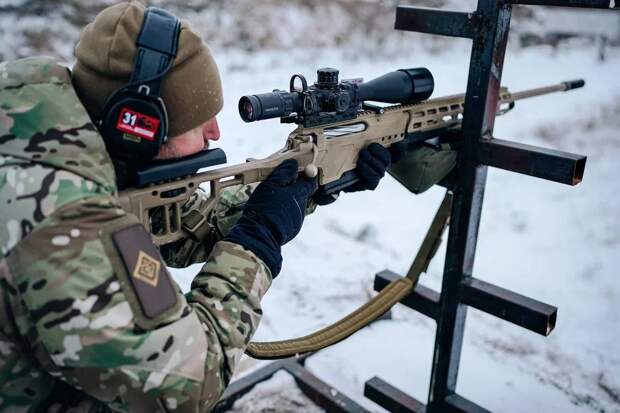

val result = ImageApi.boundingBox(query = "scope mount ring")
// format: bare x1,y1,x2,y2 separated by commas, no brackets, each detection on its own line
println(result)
290,74,309,92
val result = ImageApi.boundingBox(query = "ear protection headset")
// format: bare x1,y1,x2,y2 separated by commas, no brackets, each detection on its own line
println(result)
101,7,181,160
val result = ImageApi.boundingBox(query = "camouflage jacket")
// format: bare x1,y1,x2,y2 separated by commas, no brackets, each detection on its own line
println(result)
0,57,272,412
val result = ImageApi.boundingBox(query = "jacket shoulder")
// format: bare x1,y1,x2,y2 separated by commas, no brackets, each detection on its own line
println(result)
0,56,71,89
0,155,112,256
0,57,117,191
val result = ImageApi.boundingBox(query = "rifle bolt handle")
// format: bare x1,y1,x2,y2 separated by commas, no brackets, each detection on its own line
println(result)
304,164,318,178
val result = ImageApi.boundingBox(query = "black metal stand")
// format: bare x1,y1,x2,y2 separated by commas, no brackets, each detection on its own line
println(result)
215,1,617,411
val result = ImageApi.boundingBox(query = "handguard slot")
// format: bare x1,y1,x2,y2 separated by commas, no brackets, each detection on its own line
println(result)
160,187,186,199
148,202,181,237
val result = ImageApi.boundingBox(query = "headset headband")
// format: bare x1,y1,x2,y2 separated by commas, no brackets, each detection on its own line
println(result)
129,7,181,97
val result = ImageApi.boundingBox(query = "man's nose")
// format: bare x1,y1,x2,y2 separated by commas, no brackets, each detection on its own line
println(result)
204,118,220,141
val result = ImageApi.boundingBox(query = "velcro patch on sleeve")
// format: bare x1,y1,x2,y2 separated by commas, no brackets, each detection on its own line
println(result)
113,224,177,319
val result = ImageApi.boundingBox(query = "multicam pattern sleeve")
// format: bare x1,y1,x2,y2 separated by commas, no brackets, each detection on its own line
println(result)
162,182,318,268
0,159,272,412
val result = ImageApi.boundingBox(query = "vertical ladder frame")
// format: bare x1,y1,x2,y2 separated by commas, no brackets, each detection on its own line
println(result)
215,1,618,411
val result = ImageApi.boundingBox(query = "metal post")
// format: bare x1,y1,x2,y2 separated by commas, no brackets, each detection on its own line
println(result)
427,1,512,410
214,1,614,411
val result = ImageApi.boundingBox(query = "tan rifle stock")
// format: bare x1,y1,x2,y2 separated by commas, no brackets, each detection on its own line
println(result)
117,80,582,359
118,80,580,246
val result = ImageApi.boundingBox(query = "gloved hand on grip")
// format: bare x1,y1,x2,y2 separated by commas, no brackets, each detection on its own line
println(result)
224,159,317,277
314,142,406,205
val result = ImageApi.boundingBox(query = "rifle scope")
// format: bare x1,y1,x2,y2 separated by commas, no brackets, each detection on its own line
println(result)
239,67,434,127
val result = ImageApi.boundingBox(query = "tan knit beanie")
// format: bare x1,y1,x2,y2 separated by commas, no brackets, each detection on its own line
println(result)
72,1,223,138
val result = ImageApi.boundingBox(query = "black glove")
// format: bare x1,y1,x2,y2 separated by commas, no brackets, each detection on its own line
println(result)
224,159,317,277
314,142,406,205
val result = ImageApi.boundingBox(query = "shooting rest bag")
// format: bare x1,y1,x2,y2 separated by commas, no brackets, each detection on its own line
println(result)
388,143,457,194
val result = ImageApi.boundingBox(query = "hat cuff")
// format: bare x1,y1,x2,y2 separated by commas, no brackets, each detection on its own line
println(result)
72,46,223,138
72,60,128,121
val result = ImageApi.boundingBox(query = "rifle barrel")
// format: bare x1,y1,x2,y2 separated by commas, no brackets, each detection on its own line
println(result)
504,79,585,102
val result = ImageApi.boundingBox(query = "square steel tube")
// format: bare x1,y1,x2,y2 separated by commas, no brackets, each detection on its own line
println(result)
364,376,427,413
461,278,557,336
477,138,586,185
374,270,441,321
444,394,492,413
507,0,616,9
395,6,477,38
284,361,370,413
215,359,287,411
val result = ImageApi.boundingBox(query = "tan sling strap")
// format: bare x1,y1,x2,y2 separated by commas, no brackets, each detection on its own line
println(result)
245,191,453,359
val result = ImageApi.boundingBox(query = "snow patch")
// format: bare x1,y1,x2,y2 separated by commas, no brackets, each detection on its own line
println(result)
227,370,325,412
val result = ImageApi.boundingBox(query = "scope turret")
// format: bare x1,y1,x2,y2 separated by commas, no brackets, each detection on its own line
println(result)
317,68,339,87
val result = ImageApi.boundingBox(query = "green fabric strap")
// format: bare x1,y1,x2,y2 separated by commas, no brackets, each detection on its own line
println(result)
246,191,453,359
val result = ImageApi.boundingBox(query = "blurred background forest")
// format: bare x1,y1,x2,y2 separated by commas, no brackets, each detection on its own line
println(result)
1,0,619,61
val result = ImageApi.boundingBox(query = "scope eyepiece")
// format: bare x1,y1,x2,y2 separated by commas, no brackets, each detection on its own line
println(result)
239,91,303,123
238,95,259,122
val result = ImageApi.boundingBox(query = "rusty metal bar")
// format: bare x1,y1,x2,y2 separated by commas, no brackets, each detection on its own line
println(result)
284,361,370,412
215,354,367,413
506,0,617,9
461,278,557,336
477,138,586,185
364,376,427,413
395,6,478,39
374,270,440,320
214,359,289,412
427,1,513,409
444,394,492,413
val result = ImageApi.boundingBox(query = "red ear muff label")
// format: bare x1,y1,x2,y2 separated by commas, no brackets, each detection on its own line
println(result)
116,108,161,141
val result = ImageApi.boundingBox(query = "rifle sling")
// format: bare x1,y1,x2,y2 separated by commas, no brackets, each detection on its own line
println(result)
245,191,453,360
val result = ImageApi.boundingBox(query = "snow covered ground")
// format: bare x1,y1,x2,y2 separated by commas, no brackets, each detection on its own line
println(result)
3,0,618,411
170,43,620,412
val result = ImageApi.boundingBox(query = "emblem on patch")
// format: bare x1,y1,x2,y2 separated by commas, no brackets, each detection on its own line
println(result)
133,250,161,287
112,224,178,319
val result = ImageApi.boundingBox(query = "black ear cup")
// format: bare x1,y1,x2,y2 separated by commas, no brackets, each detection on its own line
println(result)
102,89,169,160
99,7,180,161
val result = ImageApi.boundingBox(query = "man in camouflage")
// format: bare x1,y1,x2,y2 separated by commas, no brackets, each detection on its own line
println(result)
0,2,395,412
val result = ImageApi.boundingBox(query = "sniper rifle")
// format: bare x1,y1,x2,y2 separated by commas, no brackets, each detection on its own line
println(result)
118,67,585,359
